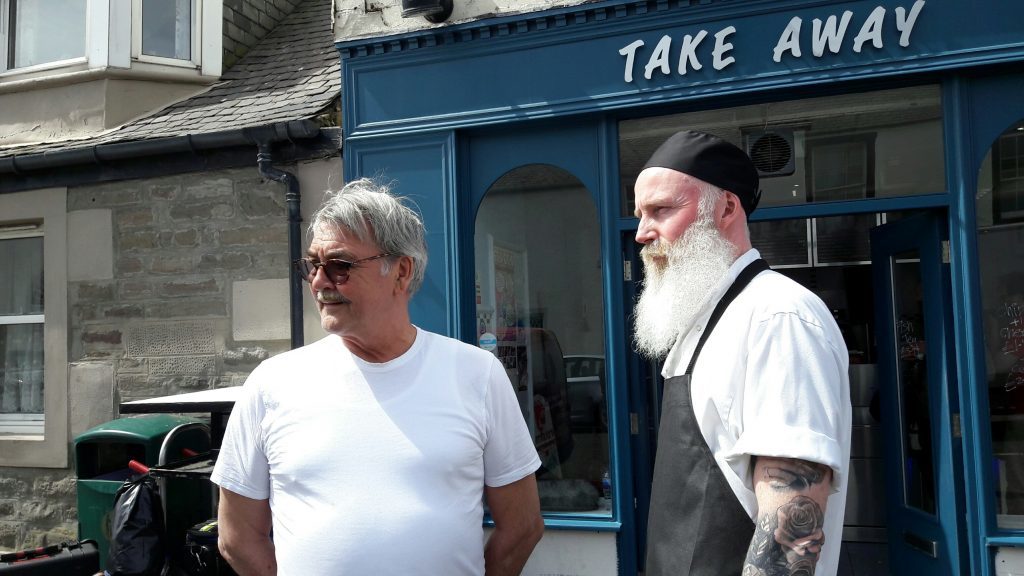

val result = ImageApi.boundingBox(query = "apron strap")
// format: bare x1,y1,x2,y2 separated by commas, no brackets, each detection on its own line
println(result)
684,258,770,376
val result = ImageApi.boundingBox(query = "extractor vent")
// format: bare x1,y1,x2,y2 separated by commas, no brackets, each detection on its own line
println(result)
745,129,796,177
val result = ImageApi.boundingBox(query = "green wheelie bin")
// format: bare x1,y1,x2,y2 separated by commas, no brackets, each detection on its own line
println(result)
74,414,211,570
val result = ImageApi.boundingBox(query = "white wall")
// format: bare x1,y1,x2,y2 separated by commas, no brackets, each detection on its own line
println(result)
483,528,619,576
296,156,344,343
997,548,1024,576
334,0,587,41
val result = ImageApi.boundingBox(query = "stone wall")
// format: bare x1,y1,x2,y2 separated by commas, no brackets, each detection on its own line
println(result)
224,0,302,69
0,166,295,551
69,167,293,397
0,470,77,551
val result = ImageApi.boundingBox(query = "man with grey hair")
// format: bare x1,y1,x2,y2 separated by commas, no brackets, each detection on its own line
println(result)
632,131,851,576
212,178,543,575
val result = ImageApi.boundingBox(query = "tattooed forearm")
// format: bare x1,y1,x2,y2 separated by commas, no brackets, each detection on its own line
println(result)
743,457,832,576
742,496,825,576
764,460,827,491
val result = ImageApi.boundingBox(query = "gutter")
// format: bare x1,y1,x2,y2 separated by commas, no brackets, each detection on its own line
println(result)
0,119,321,175
0,119,330,350
257,142,304,350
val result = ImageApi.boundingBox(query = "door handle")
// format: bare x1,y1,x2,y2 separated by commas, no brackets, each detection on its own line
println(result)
903,531,938,558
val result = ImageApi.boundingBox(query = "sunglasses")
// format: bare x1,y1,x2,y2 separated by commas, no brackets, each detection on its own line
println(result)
292,253,395,284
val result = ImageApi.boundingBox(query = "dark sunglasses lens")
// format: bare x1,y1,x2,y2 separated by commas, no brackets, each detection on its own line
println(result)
295,260,315,282
294,259,354,283
323,261,353,281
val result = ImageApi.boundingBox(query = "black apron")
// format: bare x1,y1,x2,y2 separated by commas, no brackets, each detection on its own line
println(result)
645,259,770,576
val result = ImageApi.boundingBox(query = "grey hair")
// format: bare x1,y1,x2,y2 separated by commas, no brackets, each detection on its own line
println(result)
695,180,724,222
310,178,428,295
694,180,750,242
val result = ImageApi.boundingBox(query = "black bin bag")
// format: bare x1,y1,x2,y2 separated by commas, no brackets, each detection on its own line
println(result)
109,474,167,576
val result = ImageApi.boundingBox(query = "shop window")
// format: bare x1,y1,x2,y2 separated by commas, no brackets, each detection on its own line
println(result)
807,134,875,202
749,213,879,269
977,120,1024,529
474,164,610,516
0,188,68,468
748,219,810,267
0,0,86,72
990,129,1024,224
618,85,945,216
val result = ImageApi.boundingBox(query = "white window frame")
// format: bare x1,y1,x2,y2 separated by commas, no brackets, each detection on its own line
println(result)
0,226,44,435
0,0,89,75
0,188,68,468
130,0,202,69
0,0,8,72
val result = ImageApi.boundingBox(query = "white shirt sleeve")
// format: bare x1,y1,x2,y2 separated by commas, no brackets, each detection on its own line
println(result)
482,357,542,487
728,309,848,492
210,364,272,500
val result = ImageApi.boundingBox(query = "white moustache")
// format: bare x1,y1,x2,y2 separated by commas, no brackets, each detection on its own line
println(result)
317,290,350,304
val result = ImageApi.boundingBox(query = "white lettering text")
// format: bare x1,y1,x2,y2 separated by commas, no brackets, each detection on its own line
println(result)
853,6,887,53
811,11,853,57
644,35,674,80
619,39,645,83
677,30,707,74
773,17,803,62
713,26,737,70
895,0,926,47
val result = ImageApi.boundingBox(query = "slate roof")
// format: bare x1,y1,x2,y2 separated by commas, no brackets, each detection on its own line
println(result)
0,0,339,159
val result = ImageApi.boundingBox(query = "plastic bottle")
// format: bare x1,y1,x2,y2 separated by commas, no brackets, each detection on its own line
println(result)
601,469,612,502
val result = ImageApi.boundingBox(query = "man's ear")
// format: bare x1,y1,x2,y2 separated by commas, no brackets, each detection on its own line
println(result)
394,255,415,294
721,191,743,226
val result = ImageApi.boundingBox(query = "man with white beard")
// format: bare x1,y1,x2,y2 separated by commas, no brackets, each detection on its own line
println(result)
633,131,851,576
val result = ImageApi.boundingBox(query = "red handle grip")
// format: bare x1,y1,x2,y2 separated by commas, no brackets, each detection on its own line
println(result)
128,460,150,475
181,448,199,458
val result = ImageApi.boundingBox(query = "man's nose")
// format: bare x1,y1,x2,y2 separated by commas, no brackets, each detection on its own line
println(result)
309,265,333,291
635,220,656,245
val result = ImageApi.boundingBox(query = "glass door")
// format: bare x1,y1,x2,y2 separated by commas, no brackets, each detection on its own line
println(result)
871,211,964,575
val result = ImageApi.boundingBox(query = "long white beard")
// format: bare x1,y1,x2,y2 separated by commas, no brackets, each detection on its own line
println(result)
633,220,737,359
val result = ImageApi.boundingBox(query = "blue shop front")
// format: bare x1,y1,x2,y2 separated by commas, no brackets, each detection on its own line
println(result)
336,1,1024,574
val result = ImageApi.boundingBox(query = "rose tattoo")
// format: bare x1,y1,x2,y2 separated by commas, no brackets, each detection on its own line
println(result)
774,496,825,556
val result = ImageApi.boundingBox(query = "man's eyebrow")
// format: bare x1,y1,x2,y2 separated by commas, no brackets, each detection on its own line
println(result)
324,250,356,260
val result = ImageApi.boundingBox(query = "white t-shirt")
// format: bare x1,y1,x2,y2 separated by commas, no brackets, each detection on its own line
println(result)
211,327,541,576
662,249,851,576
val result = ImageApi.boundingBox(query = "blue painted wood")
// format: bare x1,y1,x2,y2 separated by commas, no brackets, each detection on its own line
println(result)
957,73,1024,576
871,211,962,575
344,132,458,337
599,119,641,576
339,0,1024,137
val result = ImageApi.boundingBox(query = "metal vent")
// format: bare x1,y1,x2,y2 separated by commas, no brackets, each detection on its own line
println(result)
745,130,796,177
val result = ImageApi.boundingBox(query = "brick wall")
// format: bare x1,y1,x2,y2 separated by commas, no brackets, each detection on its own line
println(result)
223,0,302,69
0,166,294,552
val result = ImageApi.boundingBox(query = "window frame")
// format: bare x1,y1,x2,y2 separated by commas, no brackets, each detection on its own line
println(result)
130,0,202,69
0,0,89,74
0,227,45,435
0,188,68,468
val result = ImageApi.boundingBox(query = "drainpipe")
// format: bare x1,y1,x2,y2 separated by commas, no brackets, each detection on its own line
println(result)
256,143,304,349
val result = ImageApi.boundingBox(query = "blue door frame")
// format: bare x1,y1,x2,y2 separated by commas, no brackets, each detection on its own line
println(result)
948,72,1024,576
871,211,964,574
462,118,641,575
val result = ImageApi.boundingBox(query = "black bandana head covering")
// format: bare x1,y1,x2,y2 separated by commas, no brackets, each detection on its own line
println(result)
641,130,761,215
